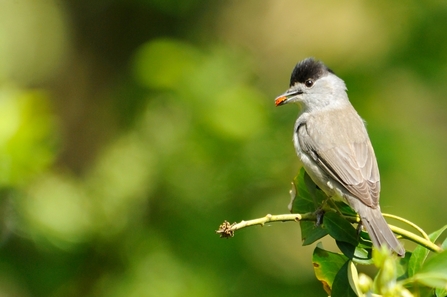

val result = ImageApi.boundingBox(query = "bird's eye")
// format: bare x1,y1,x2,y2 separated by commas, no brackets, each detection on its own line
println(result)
305,79,314,87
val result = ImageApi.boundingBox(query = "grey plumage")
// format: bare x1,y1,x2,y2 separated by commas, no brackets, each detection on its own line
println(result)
276,58,404,257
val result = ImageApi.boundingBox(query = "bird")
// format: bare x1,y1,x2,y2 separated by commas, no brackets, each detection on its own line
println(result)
275,57,404,257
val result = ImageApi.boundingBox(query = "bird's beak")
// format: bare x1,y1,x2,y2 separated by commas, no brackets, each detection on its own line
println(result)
275,95,288,106
275,88,303,106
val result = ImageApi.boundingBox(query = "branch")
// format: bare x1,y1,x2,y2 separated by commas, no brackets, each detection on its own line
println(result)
216,212,443,253
216,212,358,238
216,213,308,238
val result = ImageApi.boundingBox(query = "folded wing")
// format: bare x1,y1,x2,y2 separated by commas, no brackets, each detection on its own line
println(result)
298,107,380,208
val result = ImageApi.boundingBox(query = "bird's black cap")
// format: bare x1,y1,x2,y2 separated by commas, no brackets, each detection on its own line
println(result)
289,58,333,87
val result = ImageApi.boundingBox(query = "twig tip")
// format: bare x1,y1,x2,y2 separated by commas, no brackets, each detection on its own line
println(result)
216,220,235,238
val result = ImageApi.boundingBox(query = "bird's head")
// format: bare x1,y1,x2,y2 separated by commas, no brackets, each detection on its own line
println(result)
275,58,348,111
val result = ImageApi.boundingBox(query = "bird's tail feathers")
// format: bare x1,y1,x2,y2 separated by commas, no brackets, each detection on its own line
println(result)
360,207,405,257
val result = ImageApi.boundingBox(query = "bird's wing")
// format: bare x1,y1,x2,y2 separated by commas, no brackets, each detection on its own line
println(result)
297,107,380,207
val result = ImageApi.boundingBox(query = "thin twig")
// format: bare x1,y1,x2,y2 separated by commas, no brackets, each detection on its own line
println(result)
389,224,441,253
383,213,430,241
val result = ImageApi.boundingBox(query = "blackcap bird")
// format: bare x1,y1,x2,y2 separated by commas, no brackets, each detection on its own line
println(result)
275,58,404,257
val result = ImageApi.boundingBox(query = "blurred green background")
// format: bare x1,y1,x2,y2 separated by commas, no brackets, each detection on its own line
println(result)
0,0,447,296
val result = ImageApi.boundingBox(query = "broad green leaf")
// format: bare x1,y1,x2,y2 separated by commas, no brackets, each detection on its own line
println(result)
324,211,358,246
408,225,447,277
332,260,358,297
291,169,329,245
336,240,356,259
303,170,325,208
301,221,328,245
412,249,447,289
290,168,328,213
334,201,357,217
313,244,348,295
290,168,316,214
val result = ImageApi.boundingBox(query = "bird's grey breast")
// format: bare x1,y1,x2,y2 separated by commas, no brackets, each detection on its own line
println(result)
293,112,334,194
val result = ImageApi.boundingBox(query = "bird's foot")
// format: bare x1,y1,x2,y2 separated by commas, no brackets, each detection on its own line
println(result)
356,220,363,238
314,208,325,227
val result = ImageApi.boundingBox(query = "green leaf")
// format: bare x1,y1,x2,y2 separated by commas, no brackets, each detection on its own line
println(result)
301,221,328,245
337,240,374,264
303,170,325,206
358,230,373,248
324,211,358,246
412,249,447,289
408,225,447,277
435,287,447,297
332,260,358,297
413,273,447,289
290,169,329,245
290,168,317,214
396,252,412,281
333,201,357,217
346,261,363,296
336,240,356,259
313,244,348,295
442,235,447,250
